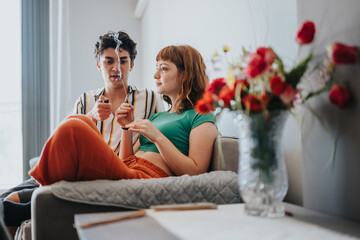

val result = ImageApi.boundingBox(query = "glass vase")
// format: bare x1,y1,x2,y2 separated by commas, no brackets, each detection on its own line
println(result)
235,110,289,217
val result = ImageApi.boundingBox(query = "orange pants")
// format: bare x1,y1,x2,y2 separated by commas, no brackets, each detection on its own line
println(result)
29,115,168,186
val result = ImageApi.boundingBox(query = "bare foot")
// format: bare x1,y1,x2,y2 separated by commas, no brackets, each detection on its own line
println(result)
5,192,20,203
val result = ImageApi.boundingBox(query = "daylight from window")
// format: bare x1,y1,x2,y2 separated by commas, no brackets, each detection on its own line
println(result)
0,0,23,189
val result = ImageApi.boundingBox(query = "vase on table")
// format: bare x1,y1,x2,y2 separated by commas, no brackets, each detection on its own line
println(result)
235,110,289,217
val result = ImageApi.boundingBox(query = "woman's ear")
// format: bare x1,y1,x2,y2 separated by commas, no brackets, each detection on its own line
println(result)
96,62,101,72
178,71,185,83
130,61,134,72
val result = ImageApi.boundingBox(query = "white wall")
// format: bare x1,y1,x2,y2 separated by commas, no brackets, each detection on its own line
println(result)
68,0,142,94
50,0,142,126
140,0,302,205
49,0,303,205
141,0,298,90
298,0,360,221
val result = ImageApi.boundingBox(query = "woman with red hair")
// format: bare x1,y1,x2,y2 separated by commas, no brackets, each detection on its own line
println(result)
30,45,217,185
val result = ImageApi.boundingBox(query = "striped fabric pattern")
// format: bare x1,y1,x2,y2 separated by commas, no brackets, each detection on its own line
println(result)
72,86,165,155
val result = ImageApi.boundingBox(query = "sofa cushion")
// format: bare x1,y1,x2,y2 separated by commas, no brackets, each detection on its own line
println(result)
50,171,240,209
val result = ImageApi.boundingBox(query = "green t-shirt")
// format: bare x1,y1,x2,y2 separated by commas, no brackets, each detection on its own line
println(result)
138,109,214,156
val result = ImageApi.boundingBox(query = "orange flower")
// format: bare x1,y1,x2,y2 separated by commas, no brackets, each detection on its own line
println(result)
218,86,234,107
243,94,262,112
195,93,215,114
202,92,214,104
259,93,270,109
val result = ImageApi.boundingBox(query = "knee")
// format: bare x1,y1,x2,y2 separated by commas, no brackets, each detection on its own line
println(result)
66,114,91,122
66,114,96,128
57,118,89,135
54,117,100,142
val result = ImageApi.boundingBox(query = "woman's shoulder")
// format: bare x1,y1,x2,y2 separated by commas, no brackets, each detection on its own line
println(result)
182,108,214,118
181,109,215,126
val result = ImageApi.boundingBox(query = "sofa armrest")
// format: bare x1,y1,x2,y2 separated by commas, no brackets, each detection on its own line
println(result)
31,187,131,240
209,136,239,172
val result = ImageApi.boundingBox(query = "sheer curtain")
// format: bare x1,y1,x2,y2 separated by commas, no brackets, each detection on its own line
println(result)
21,0,72,178
21,0,50,179
49,0,72,132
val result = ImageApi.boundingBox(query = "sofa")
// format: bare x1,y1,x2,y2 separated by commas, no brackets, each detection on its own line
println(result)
29,136,240,240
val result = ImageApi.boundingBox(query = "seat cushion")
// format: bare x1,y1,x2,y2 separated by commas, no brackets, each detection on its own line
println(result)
50,171,241,209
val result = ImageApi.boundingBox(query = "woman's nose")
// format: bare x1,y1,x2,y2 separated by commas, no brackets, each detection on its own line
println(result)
154,70,159,79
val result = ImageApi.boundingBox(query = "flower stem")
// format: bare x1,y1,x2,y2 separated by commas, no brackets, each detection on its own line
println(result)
303,85,331,102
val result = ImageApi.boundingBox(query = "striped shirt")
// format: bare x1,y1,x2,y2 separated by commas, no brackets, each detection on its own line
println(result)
72,86,165,155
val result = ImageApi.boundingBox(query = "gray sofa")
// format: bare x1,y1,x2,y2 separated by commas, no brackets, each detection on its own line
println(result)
30,137,240,240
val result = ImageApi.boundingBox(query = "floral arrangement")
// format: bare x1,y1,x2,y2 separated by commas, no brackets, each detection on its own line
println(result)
195,21,358,116
194,21,358,185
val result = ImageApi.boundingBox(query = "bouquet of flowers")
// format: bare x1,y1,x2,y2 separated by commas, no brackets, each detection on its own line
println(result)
194,20,358,216
194,20,358,188
195,21,358,116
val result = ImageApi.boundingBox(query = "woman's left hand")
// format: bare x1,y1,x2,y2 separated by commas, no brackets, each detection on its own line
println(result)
115,103,134,127
125,119,162,143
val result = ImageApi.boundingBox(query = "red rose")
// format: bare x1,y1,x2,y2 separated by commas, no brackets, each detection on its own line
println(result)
206,78,227,94
295,21,316,44
270,75,286,96
218,86,234,107
245,53,267,78
279,84,298,105
243,94,262,112
256,47,276,65
329,84,351,109
328,42,358,65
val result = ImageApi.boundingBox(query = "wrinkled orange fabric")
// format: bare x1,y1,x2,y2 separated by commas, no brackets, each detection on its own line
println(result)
29,115,168,186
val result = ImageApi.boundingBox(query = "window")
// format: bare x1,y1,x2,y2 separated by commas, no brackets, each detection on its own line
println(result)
0,0,23,189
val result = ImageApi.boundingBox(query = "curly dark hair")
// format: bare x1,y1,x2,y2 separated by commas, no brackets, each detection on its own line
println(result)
94,31,137,63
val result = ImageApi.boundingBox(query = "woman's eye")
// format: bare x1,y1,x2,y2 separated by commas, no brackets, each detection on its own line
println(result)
161,67,167,71
120,60,127,64
105,60,113,64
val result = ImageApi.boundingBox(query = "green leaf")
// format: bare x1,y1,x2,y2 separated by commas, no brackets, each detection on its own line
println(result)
270,47,285,74
285,53,313,88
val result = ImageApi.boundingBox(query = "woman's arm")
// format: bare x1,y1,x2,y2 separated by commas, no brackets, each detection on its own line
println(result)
158,122,217,175
126,120,217,176
119,129,134,159
115,103,135,159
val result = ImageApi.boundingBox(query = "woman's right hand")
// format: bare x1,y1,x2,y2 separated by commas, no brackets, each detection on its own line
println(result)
115,103,134,128
88,95,111,122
